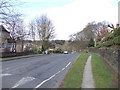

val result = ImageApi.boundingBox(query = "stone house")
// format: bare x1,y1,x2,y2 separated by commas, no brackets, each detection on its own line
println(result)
0,25,15,52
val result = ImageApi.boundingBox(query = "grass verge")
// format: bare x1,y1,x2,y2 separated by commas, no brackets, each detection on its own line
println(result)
91,53,117,88
0,54,44,62
61,53,90,88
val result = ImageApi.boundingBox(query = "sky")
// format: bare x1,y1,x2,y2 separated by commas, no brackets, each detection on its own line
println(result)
17,0,119,40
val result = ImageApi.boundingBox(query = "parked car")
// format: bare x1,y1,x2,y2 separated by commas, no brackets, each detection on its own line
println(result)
64,51,68,54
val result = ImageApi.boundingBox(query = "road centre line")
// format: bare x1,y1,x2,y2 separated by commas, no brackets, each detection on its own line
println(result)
56,71,61,75
66,62,71,68
34,74,56,89
34,61,71,89
62,68,65,71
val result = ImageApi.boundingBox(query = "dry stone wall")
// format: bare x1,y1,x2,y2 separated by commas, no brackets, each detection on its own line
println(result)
89,48,120,74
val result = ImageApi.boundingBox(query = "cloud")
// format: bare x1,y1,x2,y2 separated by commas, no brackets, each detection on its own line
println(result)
23,0,118,40
19,0,73,2
44,0,118,40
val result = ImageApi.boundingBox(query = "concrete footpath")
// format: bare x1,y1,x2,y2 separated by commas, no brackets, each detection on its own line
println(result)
81,55,95,88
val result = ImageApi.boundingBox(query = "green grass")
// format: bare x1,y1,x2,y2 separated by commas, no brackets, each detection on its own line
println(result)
0,54,44,61
61,53,90,88
91,53,116,88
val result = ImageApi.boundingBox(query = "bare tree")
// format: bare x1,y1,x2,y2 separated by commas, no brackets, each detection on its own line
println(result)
4,14,29,52
0,0,25,40
79,21,111,43
35,15,55,41
0,0,22,24
0,0,29,52
6,14,21,37
0,0,15,17
69,21,111,51
34,15,55,51
15,19,29,52
29,20,36,41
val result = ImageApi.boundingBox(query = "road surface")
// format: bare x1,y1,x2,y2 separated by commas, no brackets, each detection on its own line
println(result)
1,54,79,88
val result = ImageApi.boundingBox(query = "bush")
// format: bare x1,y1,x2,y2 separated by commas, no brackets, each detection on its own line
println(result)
113,27,120,37
32,46,40,53
48,49,63,54
54,49,63,53
113,36,120,45
24,46,41,53
97,36,120,48
24,46,32,52
106,33,114,41
97,27,120,48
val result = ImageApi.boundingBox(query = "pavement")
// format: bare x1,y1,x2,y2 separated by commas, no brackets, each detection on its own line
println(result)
81,55,95,88
1,54,79,88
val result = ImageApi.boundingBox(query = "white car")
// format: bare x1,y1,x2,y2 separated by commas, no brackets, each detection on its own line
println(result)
64,51,68,54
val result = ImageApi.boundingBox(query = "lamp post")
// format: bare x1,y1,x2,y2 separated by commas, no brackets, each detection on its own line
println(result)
118,1,120,25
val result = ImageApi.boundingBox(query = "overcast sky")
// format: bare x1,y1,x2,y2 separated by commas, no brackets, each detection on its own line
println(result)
18,0,118,40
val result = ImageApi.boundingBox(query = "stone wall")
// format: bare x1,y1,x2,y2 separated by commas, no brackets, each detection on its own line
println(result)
89,48,120,74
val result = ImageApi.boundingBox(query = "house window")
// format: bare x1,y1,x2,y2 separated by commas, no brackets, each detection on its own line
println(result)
7,43,12,48
2,43,5,48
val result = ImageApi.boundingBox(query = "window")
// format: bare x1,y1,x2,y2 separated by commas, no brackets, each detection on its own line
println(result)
2,43,5,48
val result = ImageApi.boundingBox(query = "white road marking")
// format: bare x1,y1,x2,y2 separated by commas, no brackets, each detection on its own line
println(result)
56,71,61,75
0,73,12,77
65,62,71,68
35,74,55,89
62,68,65,71
34,61,71,89
12,77,35,88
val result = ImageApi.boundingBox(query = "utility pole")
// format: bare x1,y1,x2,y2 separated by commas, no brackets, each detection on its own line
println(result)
94,38,96,47
118,1,120,25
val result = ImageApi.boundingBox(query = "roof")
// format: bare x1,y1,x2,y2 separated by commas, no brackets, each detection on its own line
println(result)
0,25,10,33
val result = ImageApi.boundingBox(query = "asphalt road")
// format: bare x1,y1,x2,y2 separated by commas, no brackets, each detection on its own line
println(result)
1,54,79,88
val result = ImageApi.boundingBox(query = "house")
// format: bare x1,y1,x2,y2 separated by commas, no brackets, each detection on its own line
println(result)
23,40,42,52
0,25,15,52
15,39,23,52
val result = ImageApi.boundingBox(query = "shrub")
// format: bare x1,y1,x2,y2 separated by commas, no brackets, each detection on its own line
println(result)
48,49,63,54
106,33,114,41
24,46,41,53
113,36,120,45
113,27,120,37
32,46,40,52
24,46,32,52
96,27,120,48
